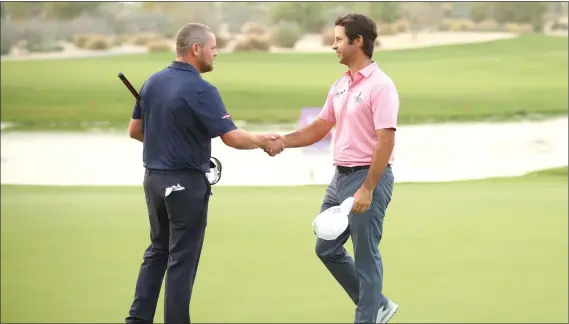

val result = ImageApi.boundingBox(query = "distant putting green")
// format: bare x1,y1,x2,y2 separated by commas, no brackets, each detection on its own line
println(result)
1,35,567,130
1,168,567,323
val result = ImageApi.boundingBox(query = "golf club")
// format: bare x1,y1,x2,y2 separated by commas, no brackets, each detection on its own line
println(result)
117,72,141,101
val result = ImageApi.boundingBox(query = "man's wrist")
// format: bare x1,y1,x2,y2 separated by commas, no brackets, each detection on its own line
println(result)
280,135,291,149
255,134,266,149
362,178,378,191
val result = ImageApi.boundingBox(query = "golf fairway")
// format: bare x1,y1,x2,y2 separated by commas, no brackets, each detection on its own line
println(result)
2,168,567,323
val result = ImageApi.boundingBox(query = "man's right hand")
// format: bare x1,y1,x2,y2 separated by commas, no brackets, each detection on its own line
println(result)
261,133,284,157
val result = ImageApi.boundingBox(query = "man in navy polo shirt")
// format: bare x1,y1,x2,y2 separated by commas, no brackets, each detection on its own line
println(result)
125,23,283,324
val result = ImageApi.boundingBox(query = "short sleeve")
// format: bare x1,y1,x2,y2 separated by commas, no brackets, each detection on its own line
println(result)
318,84,337,123
194,86,237,138
371,83,399,130
131,101,141,119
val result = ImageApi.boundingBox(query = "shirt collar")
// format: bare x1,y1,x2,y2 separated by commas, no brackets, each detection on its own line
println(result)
344,61,378,79
168,61,199,75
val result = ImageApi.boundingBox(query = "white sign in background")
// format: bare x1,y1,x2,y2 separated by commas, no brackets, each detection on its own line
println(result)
1,117,567,187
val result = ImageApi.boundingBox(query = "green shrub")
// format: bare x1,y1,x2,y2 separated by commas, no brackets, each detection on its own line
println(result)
392,19,410,33
146,40,172,52
240,22,267,36
14,22,45,51
111,34,131,47
85,36,110,51
377,23,398,36
270,21,301,48
504,23,534,34
73,34,92,49
215,33,230,49
1,22,16,55
233,35,270,52
130,32,162,46
473,20,502,32
1,43,11,55
551,19,568,31
26,42,64,53
439,19,475,32
469,3,492,23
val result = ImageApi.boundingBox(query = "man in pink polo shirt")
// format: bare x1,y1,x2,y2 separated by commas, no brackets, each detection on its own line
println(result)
268,13,399,323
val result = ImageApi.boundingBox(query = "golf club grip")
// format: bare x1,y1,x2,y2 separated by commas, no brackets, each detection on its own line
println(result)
117,73,140,101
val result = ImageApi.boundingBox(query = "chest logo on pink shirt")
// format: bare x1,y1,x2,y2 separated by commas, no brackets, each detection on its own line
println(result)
354,92,363,103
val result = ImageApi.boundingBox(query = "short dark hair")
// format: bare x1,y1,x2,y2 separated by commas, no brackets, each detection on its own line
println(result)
335,13,378,59
175,23,213,57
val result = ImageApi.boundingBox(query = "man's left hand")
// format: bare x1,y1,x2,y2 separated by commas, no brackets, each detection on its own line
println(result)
352,186,373,214
261,133,284,156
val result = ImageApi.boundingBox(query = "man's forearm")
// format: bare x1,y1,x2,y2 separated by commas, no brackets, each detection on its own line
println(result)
222,129,283,156
362,140,394,191
230,130,264,149
129,119,144,142
281,129,319,148
279,118,334,149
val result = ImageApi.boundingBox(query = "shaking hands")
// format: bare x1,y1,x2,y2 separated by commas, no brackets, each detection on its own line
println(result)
261,133,284,157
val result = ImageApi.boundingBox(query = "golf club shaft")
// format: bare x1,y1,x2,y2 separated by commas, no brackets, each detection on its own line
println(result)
117,72,140,101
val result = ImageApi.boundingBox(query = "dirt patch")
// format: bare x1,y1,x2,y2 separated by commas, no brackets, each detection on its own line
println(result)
545,30,568,37
1,43,146,61
273,31,518,53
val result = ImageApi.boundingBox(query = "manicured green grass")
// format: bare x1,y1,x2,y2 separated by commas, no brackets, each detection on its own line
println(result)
2,168,567,323
1,35,567,130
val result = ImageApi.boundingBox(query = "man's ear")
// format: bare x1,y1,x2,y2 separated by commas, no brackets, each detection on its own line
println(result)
191,43,201,56
356,35,364,49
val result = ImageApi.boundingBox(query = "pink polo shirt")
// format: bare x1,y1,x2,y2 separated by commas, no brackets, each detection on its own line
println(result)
319,62,399,167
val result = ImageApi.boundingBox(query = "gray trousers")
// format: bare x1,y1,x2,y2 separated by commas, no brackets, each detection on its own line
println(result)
315,165,394,323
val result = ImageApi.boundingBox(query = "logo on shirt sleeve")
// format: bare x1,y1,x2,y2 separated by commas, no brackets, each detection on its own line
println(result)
222,113,231,120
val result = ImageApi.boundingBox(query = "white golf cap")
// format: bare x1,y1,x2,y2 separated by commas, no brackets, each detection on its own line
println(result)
312,197,354,240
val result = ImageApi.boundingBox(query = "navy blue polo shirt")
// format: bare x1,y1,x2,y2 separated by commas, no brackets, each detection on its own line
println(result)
131,61,237,173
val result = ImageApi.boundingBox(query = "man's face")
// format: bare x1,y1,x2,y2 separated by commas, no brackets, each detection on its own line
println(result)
332,25,360,65
196,32,217,73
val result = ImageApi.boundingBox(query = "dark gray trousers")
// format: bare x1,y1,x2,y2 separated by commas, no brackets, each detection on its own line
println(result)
315,165,394,323
126,169,211,324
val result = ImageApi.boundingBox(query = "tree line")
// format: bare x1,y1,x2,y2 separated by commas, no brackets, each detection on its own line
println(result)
1,2,561,33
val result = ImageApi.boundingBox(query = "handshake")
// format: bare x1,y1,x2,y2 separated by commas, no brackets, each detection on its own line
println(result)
260,133,284,157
